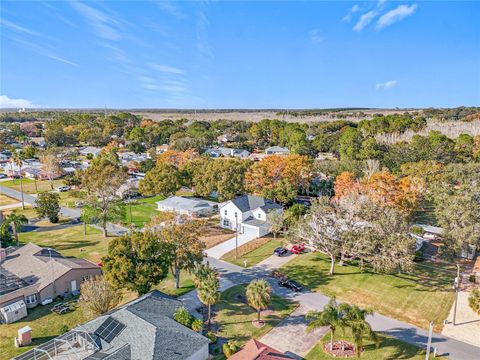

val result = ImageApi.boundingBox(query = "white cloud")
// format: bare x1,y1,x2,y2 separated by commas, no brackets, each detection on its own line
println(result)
156,1,185,18
0,95,36,108
376,4,418,30
6,35,78,66
70,1,121,41
151,64,185,75
353,10,378,32
342,4,360,23
375,80,397,90
308,29,324,44
0,19,44,38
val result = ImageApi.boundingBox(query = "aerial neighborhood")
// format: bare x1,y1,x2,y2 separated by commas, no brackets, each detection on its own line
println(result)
0,107,479,360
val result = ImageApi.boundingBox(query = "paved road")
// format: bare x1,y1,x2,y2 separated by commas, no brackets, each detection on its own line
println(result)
0,185,128,236
182,255,480,360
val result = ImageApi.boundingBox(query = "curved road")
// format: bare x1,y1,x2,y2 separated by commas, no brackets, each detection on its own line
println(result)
0,185,128,236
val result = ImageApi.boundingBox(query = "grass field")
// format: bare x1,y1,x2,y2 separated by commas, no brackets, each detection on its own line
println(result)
305,329,446,360
18,224,108,263
122,195,166,227
0,298,91,359
221,237,284,267
213,284,297,345
281,253,455,331
1,178,64,194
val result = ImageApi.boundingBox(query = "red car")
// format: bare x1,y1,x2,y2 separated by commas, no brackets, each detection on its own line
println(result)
290,244,305,254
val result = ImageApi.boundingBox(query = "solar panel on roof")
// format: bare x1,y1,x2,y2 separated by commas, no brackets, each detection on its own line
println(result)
94,317,126,343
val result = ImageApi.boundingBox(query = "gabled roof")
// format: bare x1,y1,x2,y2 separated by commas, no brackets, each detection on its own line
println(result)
156,196,215,212
265,146,289,153
1,243,100,296
225,195,282,213
229,339,294,360
77,291,210,360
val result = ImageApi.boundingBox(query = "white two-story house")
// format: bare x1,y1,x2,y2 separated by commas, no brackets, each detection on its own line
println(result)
219,195,283,238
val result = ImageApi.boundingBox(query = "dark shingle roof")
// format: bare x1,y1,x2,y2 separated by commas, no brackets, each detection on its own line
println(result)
230,195,282,213
80,290,209,360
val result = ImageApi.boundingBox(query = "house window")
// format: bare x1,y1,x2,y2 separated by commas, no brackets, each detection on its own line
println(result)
224,210,227,216
82,275,90,282
25,294,37,304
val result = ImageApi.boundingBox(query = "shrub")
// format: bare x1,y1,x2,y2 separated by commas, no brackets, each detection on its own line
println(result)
222,340,239,358
206,331,217,344
468,288,480,315
469,274,476,283
191,318,203,332
59,325,69,334
173,306,193,328
410,226,424,236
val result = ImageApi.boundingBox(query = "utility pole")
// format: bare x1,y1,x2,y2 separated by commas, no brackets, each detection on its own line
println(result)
234,213,238,260
425,321,433,360
453,264,461,325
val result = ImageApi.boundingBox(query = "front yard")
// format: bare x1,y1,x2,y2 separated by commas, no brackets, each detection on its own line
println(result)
1,178,64,194
220,237,284,267
281,253,455,332
212,284,297,345
305,329,446,360
122,195,166,227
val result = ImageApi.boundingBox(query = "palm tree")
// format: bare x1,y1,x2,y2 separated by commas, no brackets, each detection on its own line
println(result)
12,153,25,209
246,279,271,322
305,297,343,351
1,212,28,246
339,303,379,358
196,271,220,325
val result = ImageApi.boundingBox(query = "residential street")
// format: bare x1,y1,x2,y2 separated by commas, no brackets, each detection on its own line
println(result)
180,255,480,360
0,185,129,236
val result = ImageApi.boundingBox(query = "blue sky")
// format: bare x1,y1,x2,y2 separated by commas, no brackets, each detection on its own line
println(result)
1,1,479,109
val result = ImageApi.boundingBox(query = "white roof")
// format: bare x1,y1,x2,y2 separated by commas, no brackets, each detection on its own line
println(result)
156,196,215,212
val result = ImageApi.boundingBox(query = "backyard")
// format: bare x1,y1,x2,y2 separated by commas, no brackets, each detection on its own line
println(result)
281,253,455,331
122,195,165,227
0,298,91,359
305,329,446,360
220,237,284,267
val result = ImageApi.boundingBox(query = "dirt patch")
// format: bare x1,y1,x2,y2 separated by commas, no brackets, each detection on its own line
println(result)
324,340,358,357
200,226,234,248
252,320,266,328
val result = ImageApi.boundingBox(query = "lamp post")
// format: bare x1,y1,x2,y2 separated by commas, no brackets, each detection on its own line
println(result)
453,264,460,325
235,213,238,260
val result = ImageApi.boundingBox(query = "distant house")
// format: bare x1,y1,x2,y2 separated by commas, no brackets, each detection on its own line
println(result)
219,195,283,237
205,146,250,158
229,339,294,360
248,152,268,162
13,290,210,360
217,133,234,143
156,144,170,154
156,196,218,217
79,146,102,157
0,243,101,323
265,146,289,155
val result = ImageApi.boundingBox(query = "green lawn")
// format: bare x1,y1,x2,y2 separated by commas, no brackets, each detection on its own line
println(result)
221,237,284,267
18,224,108,263
0,298,92,359
213,284,297,345
281,253,454,332
1,178,64,194
305,329,446,360
123,195,166,228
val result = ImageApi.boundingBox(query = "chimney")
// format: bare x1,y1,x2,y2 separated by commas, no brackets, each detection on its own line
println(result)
18,326,32,346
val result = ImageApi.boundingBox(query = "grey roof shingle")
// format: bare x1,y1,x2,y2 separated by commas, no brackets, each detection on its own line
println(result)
229,195,282,213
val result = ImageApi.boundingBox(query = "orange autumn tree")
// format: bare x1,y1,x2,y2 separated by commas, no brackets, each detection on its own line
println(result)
245,155,313,203
334,170,423,217
156,149,198,170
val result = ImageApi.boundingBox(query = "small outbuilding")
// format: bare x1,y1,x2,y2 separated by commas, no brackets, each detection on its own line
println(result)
0,300,27,324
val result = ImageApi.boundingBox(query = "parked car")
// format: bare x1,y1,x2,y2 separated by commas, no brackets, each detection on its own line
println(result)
55,185,70,192
290,244,305,254
273,247,289,257
0,173,7,179
278,279,303,292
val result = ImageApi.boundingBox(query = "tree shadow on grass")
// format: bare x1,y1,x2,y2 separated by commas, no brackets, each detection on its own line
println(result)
51,240,101,252
279,264,332,289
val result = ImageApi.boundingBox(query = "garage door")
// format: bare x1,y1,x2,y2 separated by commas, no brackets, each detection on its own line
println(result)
241,225,259,239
